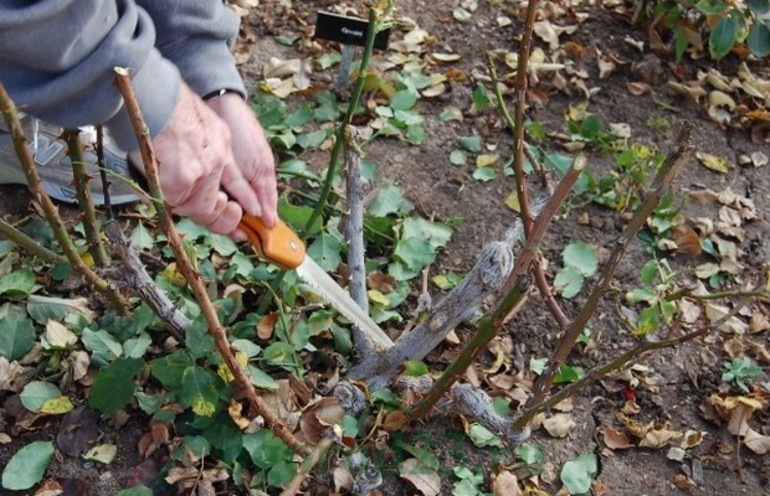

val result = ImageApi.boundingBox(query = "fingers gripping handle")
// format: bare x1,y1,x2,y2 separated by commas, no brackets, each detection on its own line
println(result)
239,215,306,270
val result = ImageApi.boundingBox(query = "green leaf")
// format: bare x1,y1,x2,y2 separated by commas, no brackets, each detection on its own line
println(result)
284,103,313,128
390,89,419,110
116,486,154,496
90,357,144,415
0,314,35,361
209,234,237,256
307,233,342,272
394,237,436,271
243,430,293,469
747,0,770,14
639,259,659,285
634,305,660,336
405,124,426,145
747,23,770,57
82,328,122,367
263,342,296,369
20,381,61,412
696,0,728,14
316,51,342,69
277,197,323,235
709,15,740,59
150,350,194,389
432,272,462,290
472,167,496,182
560,453,597,494
626,288,657,304
449,149,468,166
554,267,585,299
297,129,328,150
578,114,602,140
458,135,483,152
367,184,413,217
563,242,599,277
467,423,503,448
0,268,35,297
267,460,297,487
129,223,154,250
516,443,544,465
472,84,490,111
249,365,280,391
403,360,429,377
402,217,453,249
1,441,55,490
186,318,215,360
181,366,220,417
554,364,585,384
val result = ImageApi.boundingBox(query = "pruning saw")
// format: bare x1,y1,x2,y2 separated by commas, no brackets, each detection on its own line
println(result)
239,214,392,349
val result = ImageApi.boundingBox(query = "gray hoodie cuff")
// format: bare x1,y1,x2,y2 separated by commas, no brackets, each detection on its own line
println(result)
105,50,182,151
170,40,246,100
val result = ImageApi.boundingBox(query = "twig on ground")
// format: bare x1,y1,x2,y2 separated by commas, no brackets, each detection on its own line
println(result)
0,218,66,264
102,221,188,340
279,435,336,496
343,144,373,352
514,291,752,427
0,82,128,315
63,130,110,266
523,123,694,415
113,67,307,454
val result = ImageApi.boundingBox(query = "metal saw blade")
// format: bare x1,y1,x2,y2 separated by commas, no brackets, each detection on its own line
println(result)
295,257,393,349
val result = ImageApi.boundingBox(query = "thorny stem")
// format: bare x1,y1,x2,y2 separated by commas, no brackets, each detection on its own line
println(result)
523,124,694,417
63,130,110,266
488,53,569,329
0,218,66,264
95,125,115,220
515,293,752,426
113,68,308,455
408,162,582,420
0,82,128,315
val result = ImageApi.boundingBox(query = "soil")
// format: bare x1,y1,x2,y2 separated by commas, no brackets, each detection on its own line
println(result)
1,0,770,495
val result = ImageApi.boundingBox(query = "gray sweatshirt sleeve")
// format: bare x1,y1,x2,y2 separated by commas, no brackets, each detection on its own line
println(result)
0,0,245,151
136,1,247,99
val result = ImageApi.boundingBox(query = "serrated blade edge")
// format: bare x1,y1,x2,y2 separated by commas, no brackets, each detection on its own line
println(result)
296,257,393,349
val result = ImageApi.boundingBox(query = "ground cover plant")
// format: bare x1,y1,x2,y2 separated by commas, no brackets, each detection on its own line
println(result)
1,0,769,495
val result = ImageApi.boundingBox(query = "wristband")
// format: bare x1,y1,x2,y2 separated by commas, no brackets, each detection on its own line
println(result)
202,88,243,101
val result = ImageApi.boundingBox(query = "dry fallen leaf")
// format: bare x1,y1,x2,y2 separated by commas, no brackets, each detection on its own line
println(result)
399,458,441,496
257,313,279,340
599,426,634,449
671,224,702,255
639,426,683,448
492,470,523,496
543,413,576,438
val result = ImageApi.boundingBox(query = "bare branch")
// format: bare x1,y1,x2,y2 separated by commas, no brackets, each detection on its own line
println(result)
113,67,307,455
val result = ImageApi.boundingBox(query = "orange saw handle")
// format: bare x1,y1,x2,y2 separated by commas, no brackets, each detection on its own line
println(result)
239,214,306,270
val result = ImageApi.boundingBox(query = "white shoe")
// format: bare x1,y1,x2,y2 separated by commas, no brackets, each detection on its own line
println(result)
0,117,139,205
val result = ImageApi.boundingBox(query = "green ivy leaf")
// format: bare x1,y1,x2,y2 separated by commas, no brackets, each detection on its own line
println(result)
267,460,297,487
563,242,599,277
1,441,55,490
0,268,35,297
695,0,728,14
747,0,770,14
390,90,419,110
296,129,328,149
243,430,293,469
394,237,436,271
402,217,453,249
471,84,490,111
81,328,122,367
405,124,426,145
458,135,483,153
249,365,280,391
709,15,740,59
116,485,154,496
307,233,342,272
277,197,323,235
626,288,657,304
90,357,144,415
403,360,429,377
449,149,468,166
472,167,496,182
466,423,503,448
560,453,597,494
516,443,544,465
0,314,35,361
186,318,215,360
20,381,61,412
150,350,194,389
181,366,220,417
639,259,659,285
554,267,585,299
747,22,770,57
634,305,660,336
554,364,585,384
368,184,413,217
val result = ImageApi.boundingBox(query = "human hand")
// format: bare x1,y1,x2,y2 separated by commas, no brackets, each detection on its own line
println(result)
128,84,261,236
205,92,278,229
